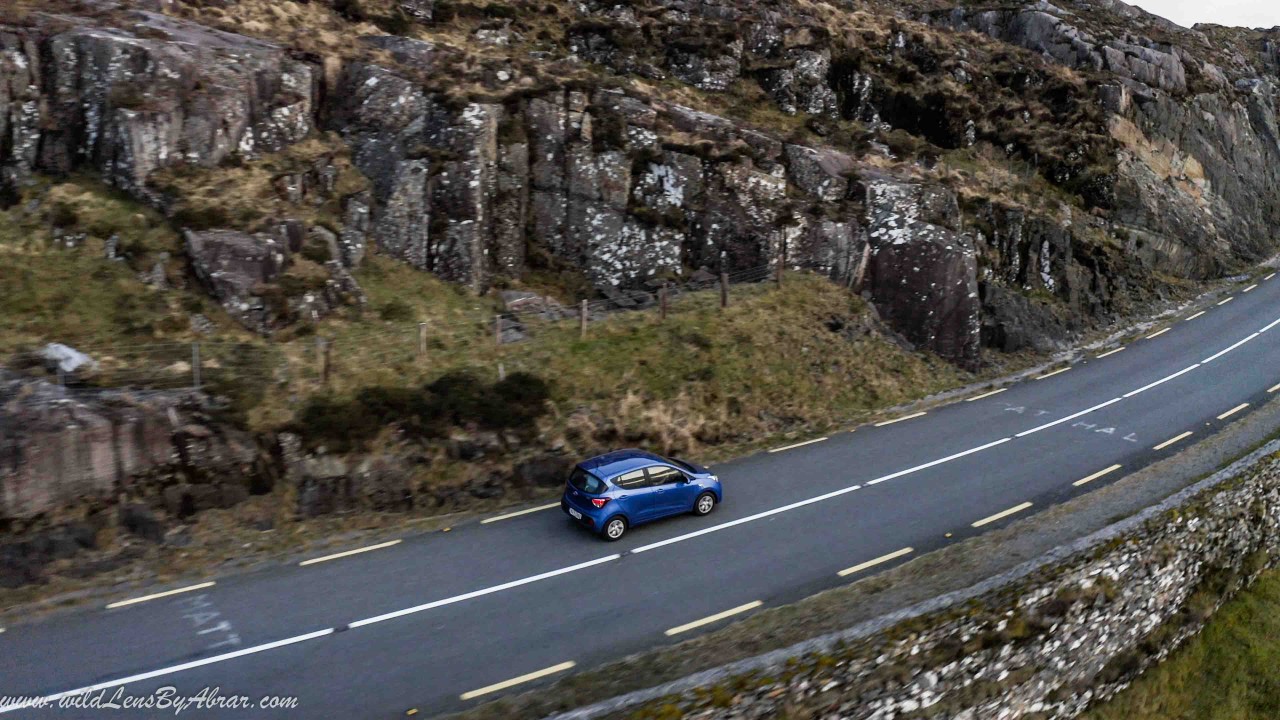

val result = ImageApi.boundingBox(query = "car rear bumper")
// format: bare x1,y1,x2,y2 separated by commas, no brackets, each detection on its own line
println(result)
561,497,599,529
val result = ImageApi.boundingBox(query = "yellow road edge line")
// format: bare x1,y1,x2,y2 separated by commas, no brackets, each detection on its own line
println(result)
299,539,402,567
459,661,576,701
1035,367,1070,380
966,387,1007,402
1153,431,1193,451
1270,382,1280,393
1185,311,1206,321
106,581,216,610
1096,347,1125,359
875,411,926,427
1073,464,1122,487
1217,403,1249,420
1217,296,1234,306
972,502,1033,528
768,437,829,453
838,547,915,577
482,503,561,524
1146,328,1170,339
1244,284,1258,293
664,601,764,636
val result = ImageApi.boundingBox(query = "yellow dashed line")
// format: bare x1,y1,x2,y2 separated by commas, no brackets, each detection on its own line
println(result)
1035,367,1071,380
838,547,914,577
1217,403,1249,420
1073,464,1122,487
1185,311,1206,321
299,540,401,566
1146,328,1170,339
966,388,1008,402
106,582,216,610
664,601,763,636
1153,431,1193,451
1218,296,1234,306
875,411,926,427
972,502,1033,528
1096,347,1125,359
459,661,576,701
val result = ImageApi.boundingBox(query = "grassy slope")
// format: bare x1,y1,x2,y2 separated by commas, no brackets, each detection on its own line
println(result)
1083,564,1280,720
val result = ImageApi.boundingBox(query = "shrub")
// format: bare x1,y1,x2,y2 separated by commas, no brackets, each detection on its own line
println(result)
378,299,416,322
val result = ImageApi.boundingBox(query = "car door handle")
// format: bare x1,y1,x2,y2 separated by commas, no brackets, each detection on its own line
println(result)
618,495,629,499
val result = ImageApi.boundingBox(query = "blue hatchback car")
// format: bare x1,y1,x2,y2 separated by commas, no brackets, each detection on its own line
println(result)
561,449,722,541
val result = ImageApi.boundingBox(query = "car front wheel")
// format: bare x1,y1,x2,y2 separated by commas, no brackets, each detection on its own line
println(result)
603,516,627,541
694,492,716,516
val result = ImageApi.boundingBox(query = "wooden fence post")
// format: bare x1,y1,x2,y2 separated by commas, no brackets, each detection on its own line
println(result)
775,248,784,287
659,284,668,321
191,342,201,391
719,272,729,308
417,322,428,355
495,314,502,346
580,299,588,339
321,338,332,388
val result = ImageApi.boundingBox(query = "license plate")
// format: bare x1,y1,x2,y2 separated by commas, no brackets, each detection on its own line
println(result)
568,507,582,520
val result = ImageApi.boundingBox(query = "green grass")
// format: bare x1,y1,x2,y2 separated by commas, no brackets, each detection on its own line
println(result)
1084,562,1280,720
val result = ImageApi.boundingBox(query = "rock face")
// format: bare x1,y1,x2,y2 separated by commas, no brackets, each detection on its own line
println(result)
0,371,260,522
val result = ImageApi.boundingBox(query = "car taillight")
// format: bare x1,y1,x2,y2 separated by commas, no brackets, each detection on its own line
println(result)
591,497,610,508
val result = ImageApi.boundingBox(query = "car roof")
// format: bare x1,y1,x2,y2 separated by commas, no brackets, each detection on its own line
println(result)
578,449,667,479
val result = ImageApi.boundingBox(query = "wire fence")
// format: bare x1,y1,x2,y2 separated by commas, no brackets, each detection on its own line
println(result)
7,260,795,407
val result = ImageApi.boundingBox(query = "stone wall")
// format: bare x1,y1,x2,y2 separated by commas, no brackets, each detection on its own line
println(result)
554,440,1280,720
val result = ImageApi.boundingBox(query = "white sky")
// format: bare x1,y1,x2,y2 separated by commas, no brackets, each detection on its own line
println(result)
1134,0,1280,28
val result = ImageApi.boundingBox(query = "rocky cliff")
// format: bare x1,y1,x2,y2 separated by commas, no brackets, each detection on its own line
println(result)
8,0,1273,368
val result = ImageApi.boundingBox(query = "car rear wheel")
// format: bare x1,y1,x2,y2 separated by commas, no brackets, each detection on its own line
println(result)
693,492,716,516
603,516,627,541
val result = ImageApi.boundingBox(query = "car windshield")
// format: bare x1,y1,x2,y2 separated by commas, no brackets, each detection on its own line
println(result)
569,467,607,494
668,458,699,473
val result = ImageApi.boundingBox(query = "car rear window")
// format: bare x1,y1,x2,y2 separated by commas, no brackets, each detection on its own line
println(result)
669,458,698,473
569,467,606,494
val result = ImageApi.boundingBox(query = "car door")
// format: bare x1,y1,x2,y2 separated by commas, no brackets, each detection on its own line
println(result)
645,464,693,518
611,469,657,522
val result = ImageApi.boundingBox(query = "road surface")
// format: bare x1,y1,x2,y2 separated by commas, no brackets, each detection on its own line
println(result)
3,272,1280,718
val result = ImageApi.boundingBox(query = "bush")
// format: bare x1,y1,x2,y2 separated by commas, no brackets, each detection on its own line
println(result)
48,202,79,229
378,299,416,322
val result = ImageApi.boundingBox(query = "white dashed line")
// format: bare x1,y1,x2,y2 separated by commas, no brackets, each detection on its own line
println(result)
875,412,926,427
1267,273,1277,280
1122,365,1200,398
1202,333,1258,363
768,437,828,453
460,661,576,701
1146,328,1170,339
1015,398,1122,438
1035,367,1071,380
348,555,621,629
1218,296,1234,306
1073,464,1122,487
299,540,402,566
0,629,334,715
664,601,762,636
838,547,914,577
1270,383,1280,393
1244,284,1258,293
1096,347,1125,359
482,503,561,524
972,502,1032,528
1153,431,1193,451
1217,403,1249,420
966,388,1007,402
1186,311,1206,321
105,582,216,610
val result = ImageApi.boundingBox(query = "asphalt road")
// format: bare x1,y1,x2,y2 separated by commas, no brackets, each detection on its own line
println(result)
4,271,1280,719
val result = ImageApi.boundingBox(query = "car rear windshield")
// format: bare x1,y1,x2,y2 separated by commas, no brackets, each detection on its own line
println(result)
569,467,607,494
669,458,699,473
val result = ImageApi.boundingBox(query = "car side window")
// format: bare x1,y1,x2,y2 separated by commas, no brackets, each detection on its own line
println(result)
646,465,684,487
614,469,648,489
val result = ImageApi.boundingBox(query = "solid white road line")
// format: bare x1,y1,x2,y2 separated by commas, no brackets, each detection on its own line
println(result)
459,661,575,701
105,582,216,610
1203,333,1258,363
1218,296,1234,306
1261,317,1280,333
1036,367,1071,380
1153,431,1193,451
1122,365,1200,398
664,601,763,636
875,411,926,427
1186,311,1206,321
1146,328,1170,339
482,503,561,524
348,555,621,628
966,388,1007,402
838,547,914,577
0,629,334,714
1096,347,1125,359
299,540,402,566
1073,464,1122,487
1217,403,1249,420
1015,398,1122,438
768,437,828,453
633,438,1011,554
1244,284,1258,293
972,502,1032,528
